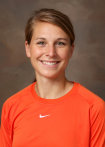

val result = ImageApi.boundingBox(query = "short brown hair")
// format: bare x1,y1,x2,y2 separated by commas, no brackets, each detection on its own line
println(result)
25,8,75,45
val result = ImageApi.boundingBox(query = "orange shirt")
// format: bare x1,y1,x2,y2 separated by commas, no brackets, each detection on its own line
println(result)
0,82,105,147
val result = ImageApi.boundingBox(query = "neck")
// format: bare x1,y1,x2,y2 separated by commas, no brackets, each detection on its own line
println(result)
35,75,73,99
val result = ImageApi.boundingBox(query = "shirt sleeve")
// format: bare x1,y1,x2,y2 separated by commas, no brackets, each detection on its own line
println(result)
0,102,13,147
90,99,105,147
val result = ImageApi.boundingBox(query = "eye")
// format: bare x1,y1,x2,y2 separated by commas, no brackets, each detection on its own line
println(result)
56,41,66,46
37,41,46,46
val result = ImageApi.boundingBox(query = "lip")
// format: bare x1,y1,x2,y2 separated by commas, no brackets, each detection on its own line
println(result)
40,60,60,62
39,60,60,67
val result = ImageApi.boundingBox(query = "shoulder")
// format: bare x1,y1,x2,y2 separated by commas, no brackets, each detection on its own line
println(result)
1,83,36,123
76,83,105,144
2,82,35,110
75,82,105,113
77,83,104,104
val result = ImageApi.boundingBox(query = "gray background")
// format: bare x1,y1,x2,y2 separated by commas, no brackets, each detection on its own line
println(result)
0,0,105,119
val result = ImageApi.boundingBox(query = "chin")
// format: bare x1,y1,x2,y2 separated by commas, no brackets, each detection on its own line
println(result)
37,70,64,80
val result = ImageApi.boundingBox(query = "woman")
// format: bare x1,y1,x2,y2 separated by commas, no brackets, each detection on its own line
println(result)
0,8,105,147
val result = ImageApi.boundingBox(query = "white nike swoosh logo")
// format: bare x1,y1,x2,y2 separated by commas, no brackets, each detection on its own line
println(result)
39,114,49,118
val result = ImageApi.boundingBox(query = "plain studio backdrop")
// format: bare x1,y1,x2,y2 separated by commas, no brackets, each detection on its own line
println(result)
0,0,105,121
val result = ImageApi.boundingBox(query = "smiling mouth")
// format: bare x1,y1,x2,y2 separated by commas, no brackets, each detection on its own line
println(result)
40,60,60,65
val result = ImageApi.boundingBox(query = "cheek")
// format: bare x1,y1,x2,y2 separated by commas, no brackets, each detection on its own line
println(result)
58,49,71,60
30,47,43,57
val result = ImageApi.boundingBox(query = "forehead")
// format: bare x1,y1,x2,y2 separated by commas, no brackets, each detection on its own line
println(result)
32,21,69,39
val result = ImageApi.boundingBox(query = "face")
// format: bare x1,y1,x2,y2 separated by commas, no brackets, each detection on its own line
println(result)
25,22,74,79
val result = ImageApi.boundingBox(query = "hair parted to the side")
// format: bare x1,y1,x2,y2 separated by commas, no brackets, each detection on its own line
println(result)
25,8,75,45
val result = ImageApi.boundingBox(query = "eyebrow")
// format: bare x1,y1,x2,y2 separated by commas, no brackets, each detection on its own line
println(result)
35,37,69,41
56,38,68,41
35,38,46,40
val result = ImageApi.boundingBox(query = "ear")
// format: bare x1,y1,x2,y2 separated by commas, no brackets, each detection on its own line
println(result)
69,44,74,58
25,41,31,58
71,44,74,55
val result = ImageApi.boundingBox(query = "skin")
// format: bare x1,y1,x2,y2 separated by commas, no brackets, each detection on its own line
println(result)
25,21,74,99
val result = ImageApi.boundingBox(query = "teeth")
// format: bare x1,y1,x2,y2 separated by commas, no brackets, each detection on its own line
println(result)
42,61,58,65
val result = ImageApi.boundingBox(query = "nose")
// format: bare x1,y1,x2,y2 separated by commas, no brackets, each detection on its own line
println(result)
46,44,56,57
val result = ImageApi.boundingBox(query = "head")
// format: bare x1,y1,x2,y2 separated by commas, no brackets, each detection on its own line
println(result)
25,8,75,80
25,8,75,46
